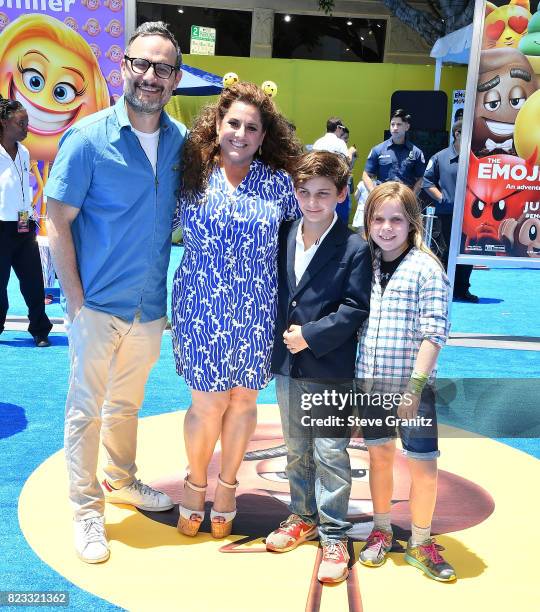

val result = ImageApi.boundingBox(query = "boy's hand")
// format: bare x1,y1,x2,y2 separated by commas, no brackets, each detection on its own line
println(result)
397,392,420,420
283,325,309,354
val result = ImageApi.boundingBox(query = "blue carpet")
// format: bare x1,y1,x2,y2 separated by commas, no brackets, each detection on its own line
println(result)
449,267,539,336
5,245,186,323
1,256,539,610
6,255,539,339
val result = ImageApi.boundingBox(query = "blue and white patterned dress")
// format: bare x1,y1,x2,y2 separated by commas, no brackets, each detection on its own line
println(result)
171,159,299,391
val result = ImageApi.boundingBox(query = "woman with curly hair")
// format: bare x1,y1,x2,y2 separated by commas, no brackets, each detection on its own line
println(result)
172,81,302,539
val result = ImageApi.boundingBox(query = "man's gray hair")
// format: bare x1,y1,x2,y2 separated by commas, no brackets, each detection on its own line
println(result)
127,21,182,68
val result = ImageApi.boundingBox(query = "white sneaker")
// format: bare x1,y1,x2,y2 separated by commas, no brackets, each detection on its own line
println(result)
102,478,174,511
74,516,110,564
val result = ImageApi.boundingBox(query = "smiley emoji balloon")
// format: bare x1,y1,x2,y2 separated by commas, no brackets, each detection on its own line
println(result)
0,14,110,162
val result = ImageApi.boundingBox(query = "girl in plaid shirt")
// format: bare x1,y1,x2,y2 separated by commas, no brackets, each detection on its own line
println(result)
356,181,456,582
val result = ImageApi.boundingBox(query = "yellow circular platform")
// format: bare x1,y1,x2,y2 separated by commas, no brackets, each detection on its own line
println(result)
19,407,540,612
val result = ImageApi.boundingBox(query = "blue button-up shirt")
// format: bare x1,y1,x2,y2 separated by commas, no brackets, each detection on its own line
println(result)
422,144,459,215
45,96,187,322
365,138,425,188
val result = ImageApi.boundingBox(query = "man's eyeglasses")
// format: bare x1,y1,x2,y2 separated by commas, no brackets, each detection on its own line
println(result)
124,55,178,79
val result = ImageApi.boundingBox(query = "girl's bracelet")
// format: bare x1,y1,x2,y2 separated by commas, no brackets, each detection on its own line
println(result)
407,371,429,396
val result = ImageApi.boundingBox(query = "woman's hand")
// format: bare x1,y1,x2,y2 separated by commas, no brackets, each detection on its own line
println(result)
283,325,308,354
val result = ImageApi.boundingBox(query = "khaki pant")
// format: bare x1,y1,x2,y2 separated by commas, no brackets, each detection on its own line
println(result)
65,306,166,520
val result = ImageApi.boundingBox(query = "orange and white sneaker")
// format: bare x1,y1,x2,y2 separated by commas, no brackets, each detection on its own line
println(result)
265,514,318,552
317,540,350,583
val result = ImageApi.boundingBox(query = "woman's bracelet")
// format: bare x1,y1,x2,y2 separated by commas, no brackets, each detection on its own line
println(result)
407,371,429,396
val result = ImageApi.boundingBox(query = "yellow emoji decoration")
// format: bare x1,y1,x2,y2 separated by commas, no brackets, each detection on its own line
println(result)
222,72,239,88
0,14,110,163
514,88,540,162
261,80,278,97
0,13,110,229
482,0,531,50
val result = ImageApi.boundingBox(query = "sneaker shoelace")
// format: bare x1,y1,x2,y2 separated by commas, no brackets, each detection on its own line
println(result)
279,515,305,533
419,539,445,565
127,478,159,499
366,530,390,553
83,518,105,543
323,540,348,562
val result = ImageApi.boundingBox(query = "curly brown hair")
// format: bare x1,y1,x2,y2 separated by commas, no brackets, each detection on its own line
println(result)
182,81,302,193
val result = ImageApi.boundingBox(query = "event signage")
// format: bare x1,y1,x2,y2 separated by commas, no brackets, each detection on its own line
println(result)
0,0,125,285
462,0,540,261
0,1,125,215
190,24,216,56
450,89,465,142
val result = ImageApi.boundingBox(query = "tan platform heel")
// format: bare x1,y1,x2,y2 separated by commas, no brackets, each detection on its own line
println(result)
210,475,239,538
177,476,207,537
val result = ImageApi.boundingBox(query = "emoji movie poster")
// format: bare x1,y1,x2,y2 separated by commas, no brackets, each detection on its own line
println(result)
0,1,124,224
466,0,540,259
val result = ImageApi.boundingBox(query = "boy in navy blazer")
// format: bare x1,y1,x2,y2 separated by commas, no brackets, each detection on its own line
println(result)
266,151,372,583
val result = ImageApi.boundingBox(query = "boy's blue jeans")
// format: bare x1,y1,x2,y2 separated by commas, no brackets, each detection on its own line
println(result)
275,374,352,542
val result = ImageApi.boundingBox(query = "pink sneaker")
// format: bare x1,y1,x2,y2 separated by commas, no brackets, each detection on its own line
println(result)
266,514,318,552
359,528,393,567
318,540,350,583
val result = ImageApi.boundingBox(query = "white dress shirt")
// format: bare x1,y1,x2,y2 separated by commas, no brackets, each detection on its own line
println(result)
294,213,338,285
312,132,349,158
0,142,33,221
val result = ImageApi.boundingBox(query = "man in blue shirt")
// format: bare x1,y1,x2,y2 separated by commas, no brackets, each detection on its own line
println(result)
423,121,478,302
362,109,426,194
45,22,187,563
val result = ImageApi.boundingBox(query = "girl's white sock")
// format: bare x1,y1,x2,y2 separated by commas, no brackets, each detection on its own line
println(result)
373,511,392,533
410,523,431,546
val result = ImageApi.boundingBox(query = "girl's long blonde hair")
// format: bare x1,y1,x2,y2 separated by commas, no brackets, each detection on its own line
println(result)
363,181,443,268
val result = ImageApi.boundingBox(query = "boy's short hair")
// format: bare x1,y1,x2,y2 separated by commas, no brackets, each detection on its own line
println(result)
391,108,411,124
326,116,344,133
292,151,350,192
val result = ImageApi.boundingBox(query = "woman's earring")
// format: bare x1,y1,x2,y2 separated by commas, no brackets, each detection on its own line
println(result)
258,145,262,156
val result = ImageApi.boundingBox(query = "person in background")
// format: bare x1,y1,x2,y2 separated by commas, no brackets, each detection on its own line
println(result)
336,126,357,224
313,117,355,166
423,120,478,302
362,109,425,194
339,126,358,170
0,97,52,347
45,22,186,564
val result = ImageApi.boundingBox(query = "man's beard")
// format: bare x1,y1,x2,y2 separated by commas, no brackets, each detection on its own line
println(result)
124,79,168,114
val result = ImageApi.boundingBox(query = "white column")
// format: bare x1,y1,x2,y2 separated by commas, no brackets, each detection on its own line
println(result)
250,8,274,58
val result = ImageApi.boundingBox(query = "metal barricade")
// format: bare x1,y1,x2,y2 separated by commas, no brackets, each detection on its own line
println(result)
423,206,436,248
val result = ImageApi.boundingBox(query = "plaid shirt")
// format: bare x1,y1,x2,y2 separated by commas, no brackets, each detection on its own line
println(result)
356,247,450,383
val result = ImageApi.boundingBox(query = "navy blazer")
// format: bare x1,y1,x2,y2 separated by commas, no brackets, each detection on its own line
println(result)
271,218,372,379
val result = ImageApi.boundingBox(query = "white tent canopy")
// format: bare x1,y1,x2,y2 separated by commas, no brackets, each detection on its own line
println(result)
430,23,473,89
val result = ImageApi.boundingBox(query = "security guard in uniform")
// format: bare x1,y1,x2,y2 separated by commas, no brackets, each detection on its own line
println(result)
362,109,426,194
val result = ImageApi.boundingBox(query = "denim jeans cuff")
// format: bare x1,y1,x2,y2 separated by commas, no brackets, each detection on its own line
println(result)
401,448,440,460
319,535,349,544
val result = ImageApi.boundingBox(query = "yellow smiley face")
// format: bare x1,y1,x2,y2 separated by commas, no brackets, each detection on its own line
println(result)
0,15,110,161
